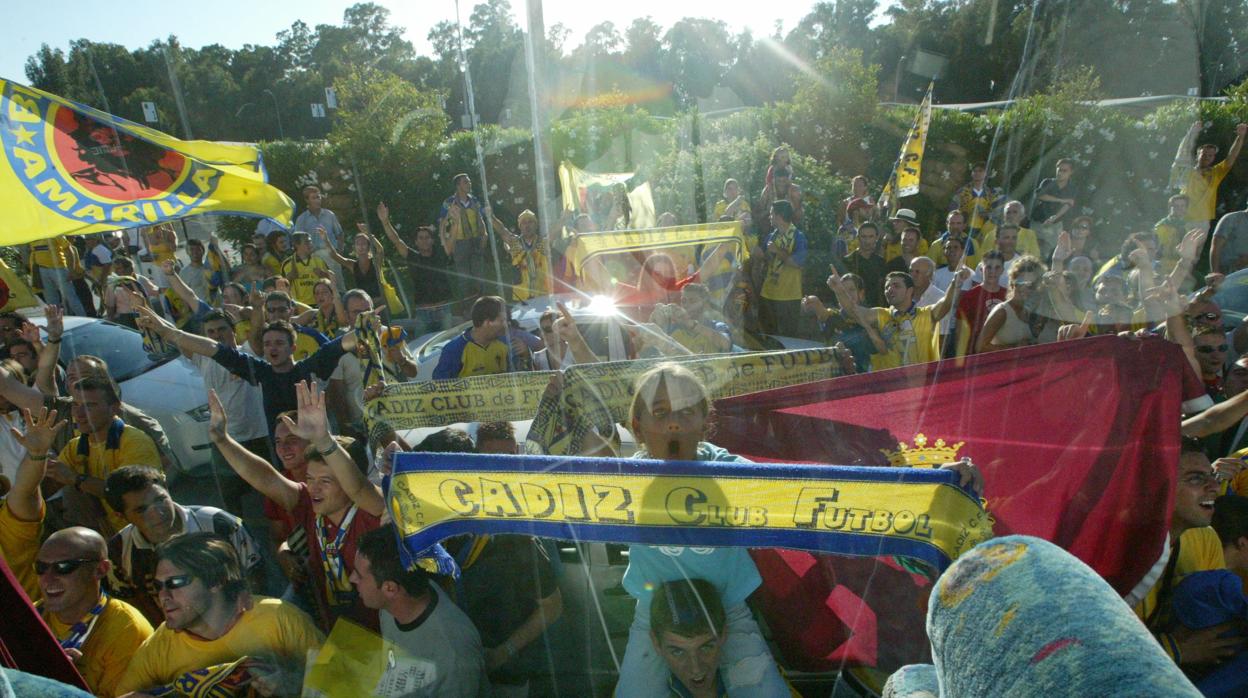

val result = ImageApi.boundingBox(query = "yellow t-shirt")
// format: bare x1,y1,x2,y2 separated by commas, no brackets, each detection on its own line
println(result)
978,223,1042,259
30,237,72,269
872,305,939,370
281,255,330,306
1133,527,1226,625
262,252,285,277
510,243,551,301
1184,161,1231,222
116,596,324,696
58,424,161,532
44,595,153,698
294,331,323,362
761,228,804,301
0,500,43,601
882,238,930,263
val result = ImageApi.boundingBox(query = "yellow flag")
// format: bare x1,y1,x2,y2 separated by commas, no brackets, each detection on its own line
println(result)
558,161,656,229
569,221,748,276
880,83,933,210
0,78,294,245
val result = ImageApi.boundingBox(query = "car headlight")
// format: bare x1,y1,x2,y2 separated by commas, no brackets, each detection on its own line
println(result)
186,404,211,422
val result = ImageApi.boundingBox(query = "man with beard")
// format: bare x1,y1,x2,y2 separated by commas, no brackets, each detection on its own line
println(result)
827,267,970,369
104,466,261,626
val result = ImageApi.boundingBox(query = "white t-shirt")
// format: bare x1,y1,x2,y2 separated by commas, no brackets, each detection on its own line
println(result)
930,267,977,334
330,352,366,426
192,351,268,442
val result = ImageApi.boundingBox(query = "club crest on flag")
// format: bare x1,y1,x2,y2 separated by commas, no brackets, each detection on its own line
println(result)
882,433,965,467
1,82,221,225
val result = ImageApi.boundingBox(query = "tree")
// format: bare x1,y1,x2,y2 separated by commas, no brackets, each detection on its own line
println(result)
660,18,736,107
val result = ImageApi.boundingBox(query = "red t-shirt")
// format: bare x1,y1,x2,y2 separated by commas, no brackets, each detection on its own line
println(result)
957,284,1008,353
292,484,381,632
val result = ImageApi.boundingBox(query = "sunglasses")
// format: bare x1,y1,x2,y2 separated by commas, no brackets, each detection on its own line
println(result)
540,325,555,334
1191,312,1221,322
34,558,99,576
1196,344,1229,354
265,306,290,314
151,574,195,592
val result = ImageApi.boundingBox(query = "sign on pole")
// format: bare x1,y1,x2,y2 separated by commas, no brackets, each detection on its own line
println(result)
141,101,158,123
325,87,338,109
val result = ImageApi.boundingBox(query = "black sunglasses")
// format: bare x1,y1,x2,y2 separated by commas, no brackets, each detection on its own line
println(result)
151,574,195,592
1196,344,1229,354
34,558,99,576
1191,312,1221,322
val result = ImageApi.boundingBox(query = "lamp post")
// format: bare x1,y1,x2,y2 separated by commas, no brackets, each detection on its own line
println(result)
263,89,285,139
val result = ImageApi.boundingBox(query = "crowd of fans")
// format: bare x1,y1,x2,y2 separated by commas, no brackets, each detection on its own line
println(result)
3,120,1248,696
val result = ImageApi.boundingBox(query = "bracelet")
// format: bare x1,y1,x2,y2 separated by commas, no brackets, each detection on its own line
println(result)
504,640,518,658
315,438,338,456
26,454,47,462
47,337,61,344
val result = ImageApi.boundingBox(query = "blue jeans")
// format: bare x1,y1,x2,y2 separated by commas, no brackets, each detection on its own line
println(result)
37,266,85,315
616,601,788,697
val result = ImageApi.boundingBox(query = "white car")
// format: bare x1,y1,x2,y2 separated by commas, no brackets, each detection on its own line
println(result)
31,316,213,476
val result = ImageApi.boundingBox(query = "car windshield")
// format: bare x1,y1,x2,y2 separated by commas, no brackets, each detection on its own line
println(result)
7,1,1243,695
60,320,169,382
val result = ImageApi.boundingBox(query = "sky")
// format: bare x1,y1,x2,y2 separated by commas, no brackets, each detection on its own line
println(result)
0,0,826,83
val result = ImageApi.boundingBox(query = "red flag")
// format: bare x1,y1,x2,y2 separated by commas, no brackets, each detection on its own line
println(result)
714,336,1193,676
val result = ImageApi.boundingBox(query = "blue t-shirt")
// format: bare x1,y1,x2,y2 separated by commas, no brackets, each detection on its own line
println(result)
622,442,763,609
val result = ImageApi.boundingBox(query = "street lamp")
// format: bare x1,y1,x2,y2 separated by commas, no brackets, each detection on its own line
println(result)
263,89,285,139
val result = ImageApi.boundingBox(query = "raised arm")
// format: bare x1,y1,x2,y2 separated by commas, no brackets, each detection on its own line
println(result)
281,381,384,517
134,304,219,357
160,259,202,311
826,270,875,327
318,226,354,268
554,301,600,364
377,205,414,258
207,389,301,512
26,307,61,396
7,406,66,521
1168,228,1205,290
930,267,971,322
1225,123,1248,170
1171,120,1201,181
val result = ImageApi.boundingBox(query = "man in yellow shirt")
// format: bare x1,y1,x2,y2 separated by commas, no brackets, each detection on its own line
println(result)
49,377,161,535
827,267,970,370
759,200,807,337
979,200,1042,259
28,236,86,315
1133,442,1238,668
36,527,152,698
116,532,323,696
280,232,330,306
1173,121,1247,229
1,405,65,600
493,209,552,302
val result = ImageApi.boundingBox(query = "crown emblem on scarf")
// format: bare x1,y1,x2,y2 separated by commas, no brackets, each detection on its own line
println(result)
882,433,964,467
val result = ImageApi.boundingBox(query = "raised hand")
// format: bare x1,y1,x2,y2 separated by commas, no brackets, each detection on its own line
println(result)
1052,231,1073,262
278,380,332,445
13,406,66,457
206,389,228,442
939,457,984,498
1057,311,1094,342
1179,228,1207,263
377,202,390,222
160,259,176,277
553,301,579,341
45,304,64,342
